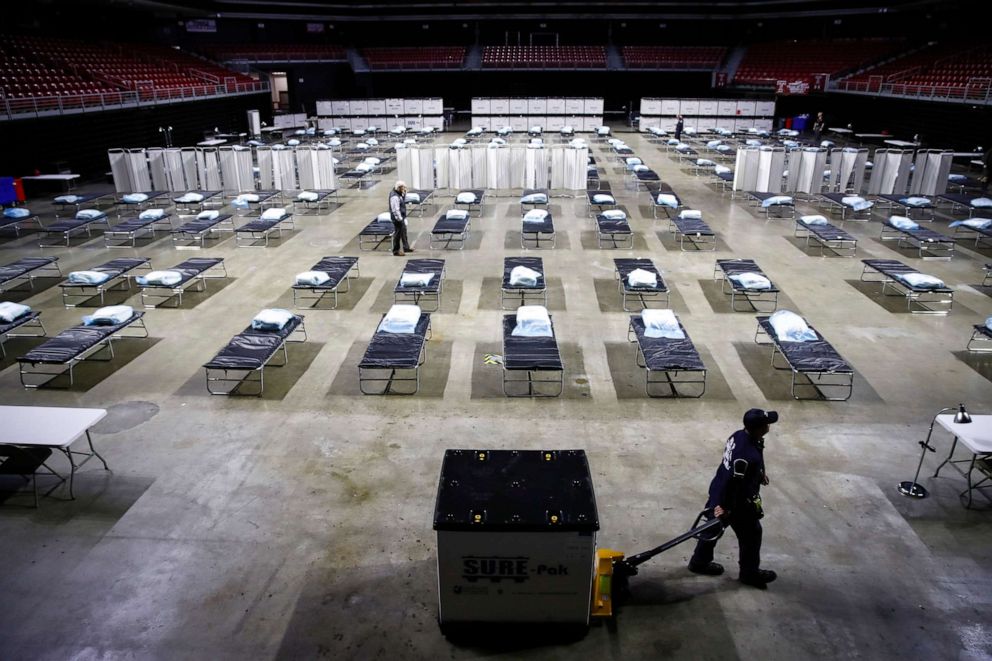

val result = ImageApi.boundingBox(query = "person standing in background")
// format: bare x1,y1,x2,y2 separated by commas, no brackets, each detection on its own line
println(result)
812,111,825,143
388,180,413,256
674,114,684,142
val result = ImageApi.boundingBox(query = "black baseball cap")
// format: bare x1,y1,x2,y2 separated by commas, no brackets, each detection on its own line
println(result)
743,408,779,428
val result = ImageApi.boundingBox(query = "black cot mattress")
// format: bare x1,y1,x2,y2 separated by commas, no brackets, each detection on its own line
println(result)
630,316,704,371
502,315,562,371
359,314,431,369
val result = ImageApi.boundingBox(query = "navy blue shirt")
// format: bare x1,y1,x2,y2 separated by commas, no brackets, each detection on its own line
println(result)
705,429,766,515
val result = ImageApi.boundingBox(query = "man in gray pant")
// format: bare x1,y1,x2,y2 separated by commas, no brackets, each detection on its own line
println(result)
388,180,413,256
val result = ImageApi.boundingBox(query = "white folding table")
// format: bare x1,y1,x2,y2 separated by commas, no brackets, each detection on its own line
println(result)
932,414,992,508
883,140,920,148
0,405,108,501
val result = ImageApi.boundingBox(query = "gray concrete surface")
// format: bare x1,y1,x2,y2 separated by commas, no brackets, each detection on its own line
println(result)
0,130,990,660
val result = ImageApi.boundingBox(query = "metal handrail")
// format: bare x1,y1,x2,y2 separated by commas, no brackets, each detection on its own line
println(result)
830,79,991,104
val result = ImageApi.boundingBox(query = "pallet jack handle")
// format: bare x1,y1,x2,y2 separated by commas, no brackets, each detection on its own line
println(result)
621,509,725,570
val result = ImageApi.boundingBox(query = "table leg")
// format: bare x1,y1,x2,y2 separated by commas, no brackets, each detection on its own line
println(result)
933,436,958,477
61,448,77,500
961,455,978,509
86,430,109,470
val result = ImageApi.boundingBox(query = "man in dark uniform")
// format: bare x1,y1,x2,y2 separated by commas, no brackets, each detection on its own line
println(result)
688,408,779,589
674,114,684,142
388,180,413,256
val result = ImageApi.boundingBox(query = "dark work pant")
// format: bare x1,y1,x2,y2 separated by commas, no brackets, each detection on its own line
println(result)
690,514,763,575
391,219,410,253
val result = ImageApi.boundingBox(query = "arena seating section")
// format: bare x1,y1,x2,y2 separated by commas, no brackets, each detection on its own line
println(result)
202,44,348,62
1,35,258,103
363,47,466,69
733,38,903,86
622,46,726,69
839,43,992,96
482,46,606,68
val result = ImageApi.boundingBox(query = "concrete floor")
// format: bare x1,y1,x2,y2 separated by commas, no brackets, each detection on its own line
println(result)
0,130,991,660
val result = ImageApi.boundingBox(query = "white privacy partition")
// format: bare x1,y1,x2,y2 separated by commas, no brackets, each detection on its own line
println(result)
524,148,547,189
792,148,828,195
108,149,130,192
909,150,953,196
508,146,526,190
296,148,319,190
831,148,868,194
867,149,913,195
733,148,760,193
273,148,298,190
219,147,254,192
470,148,487,189
256,147,274,190
147,149,169,191
755,147,786,193
416,148,435,190
196,148,222,191
434,147,449,190
486,146,502,189
163,148,187,192
395,146,414,186
126,149,152,192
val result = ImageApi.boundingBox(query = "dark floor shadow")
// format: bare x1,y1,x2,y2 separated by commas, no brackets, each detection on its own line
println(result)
952,349,992,384
0,277,63,303
470,341,591,400
340,232,394,254
0,471,154,520
0,336,47,373
656,230,728,253
698,279,799,314
231,228,302,249
477,276,567,311
28,336,163,392
638,205,673,221
415,230,484,251
369,279,462,314
866,236,967,262
504,230,572,250
842,279,971,315
578,230,650,251
733,340,881,402
593,278,688,314
173,340,323,400
782,235,860,259
603,341,735,400
267,277,374,311
327,338,451,397
974,283,992,299
139,277,237,310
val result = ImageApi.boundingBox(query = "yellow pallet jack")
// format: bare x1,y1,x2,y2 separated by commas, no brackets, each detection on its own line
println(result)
592,510,726,618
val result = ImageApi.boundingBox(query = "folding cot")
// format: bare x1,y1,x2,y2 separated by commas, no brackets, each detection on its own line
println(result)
359,214,395,251
430,211,471,250
235,208,294,247
520,189,549,211
103,212,173,248
358,311,431,395
587,163,601,190
860,258,954,314
794,215,858,257
746,192,795,219
394,258,445,311
115,191,170,214
713,169,735,195
0,309,46,358
880,217,955,260
687,158,717,177
669,211,716,251
339,164,378,189
60,257,151,308
754,315,854,401
951,218,992,248
627,313,706,398
52,191,114,217
875,194,935,221
501,256,547,308
501,313,564,397
39,210,111,247
171,213,234,249
521,210,556,249
18,311,148,388
0,257,61,295
945,175,985,194
631,168,661,190
817,193,874,221
203,313,306,396
232,190,281,216
172,191,223,214
936,193,992,217
673,145,699,164
595,212,633,249
967,323,992,352
292,256,359,308
293,189,338,214
614,258,669,311
986,263,992,287
405,189,435,217
587,190,618,215
612,145,636,162
137,257,227,308
650,189,683,219
714,258,780,312
454,190,485,217
1,208,43,236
